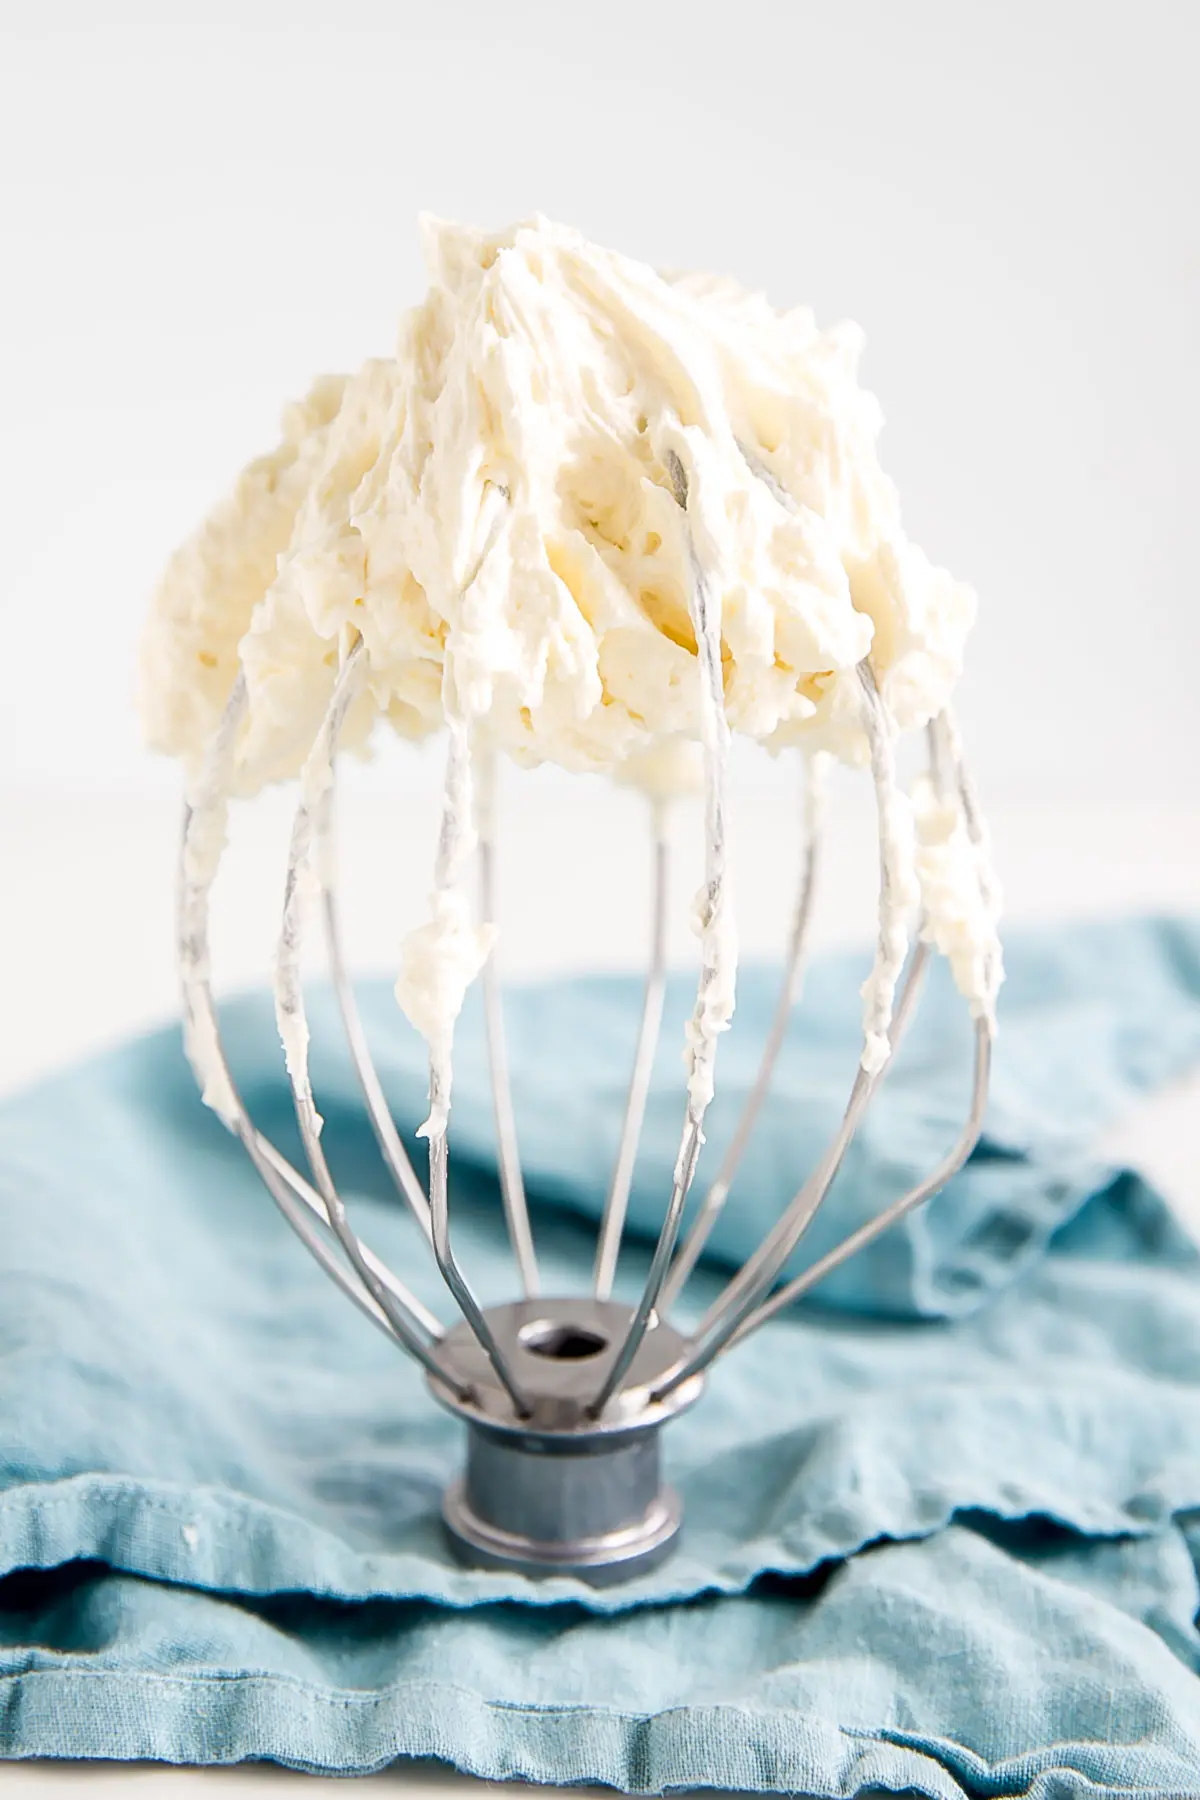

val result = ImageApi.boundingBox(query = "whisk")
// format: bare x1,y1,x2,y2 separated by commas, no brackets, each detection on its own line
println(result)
177,604,993,1585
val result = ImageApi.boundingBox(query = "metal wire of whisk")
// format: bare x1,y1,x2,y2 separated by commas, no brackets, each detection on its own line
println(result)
176,486,995,1585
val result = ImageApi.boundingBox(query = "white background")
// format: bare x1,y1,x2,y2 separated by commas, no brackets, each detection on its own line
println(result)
2,0,1198,1099
2,0,1198,805
0,4,1198,1790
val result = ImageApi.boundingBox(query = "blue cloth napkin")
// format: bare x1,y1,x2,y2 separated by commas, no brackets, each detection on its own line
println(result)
2,915,1200,1794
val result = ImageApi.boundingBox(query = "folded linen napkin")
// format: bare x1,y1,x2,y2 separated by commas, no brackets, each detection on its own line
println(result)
1,915,1199,1794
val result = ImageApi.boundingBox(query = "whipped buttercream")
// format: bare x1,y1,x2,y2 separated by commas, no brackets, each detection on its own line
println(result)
145,213,998,1121
914,711,1003,1033
143,216,974,781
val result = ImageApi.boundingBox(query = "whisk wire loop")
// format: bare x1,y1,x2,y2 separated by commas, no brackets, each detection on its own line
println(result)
178,615,995,1581
592,824,670,1301
478,829,541,1298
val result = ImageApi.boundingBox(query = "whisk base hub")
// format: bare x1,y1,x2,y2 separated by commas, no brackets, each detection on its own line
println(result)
428,1297,702,1584
442,1470,682,1586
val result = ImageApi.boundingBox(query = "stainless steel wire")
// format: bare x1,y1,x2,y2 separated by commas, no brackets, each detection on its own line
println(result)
651,1016,992,1401
592,820,670,1301
645,701,996,1395
274,646,530,1414
679,938,932,1361
273,646,459,1384
586,451,731,1417
319,833,433,1244
659,766,821,1313
662,655,934,1361
479,829,541,1298
176,674,454,1381
725,1019,992,1346
181,569,995,1453
252,1134,443,1340
426,1085,533,1416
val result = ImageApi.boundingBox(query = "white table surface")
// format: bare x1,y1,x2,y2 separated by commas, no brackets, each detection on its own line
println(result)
2,780,1198,1791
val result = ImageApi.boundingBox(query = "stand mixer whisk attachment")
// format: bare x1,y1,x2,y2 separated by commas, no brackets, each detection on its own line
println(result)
178,637,995,1587
159,212,1002,1586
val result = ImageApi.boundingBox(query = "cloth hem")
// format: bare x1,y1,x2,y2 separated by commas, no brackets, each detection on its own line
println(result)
1,1666,1193,1798
3,1469,1192,1616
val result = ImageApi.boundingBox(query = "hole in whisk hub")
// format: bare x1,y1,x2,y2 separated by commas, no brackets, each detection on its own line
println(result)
519,1320,609,1361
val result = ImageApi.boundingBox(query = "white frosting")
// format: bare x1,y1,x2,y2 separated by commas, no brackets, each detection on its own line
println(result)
177,676,248,1127
856,664,921,1073
613,738,703,805
273,649,365,1134
668,451,735,1120
142,216,974,781
804,750,832,839
914,711,1003,1032
145,213,997,1109
396,714,496,1137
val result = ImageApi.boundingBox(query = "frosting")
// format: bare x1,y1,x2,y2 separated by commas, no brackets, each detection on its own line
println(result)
914,712,1003,1034
396,712,496,1137
142,215,975,785
144,213,999,1120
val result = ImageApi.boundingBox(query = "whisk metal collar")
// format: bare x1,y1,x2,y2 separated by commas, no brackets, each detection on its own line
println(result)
429,1297,703,1584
